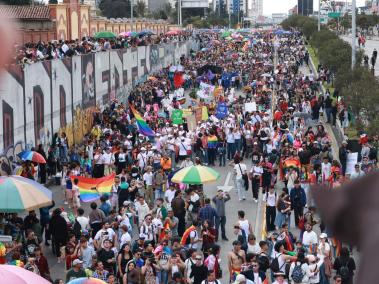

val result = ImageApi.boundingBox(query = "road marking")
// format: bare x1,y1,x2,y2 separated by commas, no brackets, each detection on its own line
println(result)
217,172,233,192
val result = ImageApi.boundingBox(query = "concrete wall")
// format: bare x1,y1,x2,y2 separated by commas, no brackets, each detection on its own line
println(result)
0,39,199,167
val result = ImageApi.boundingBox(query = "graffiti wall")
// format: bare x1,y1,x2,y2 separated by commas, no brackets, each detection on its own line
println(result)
0,40,199,165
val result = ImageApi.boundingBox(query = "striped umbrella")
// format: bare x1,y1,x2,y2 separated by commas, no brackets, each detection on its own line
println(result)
17,150,46,164
67,277,106,284
171,165,220,185
0,175,53,213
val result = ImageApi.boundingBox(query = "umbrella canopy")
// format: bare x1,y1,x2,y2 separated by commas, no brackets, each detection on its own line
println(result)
0,265,51,284
260,73,272,78
0,175,53,212
17,150,46,164
94,31,116,39
119,31,130,37
67,277,107,284
221,30,232,38
171,165,220,185
165,30,180,36
139,30,155,36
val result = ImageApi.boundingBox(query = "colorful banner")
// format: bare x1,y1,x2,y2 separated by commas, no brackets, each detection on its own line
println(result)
71,174,115,202
171,109,184,124
216,102,228,119
130,105,155,137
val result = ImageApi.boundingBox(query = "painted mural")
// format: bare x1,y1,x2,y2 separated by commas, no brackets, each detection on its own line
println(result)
0,40,199,160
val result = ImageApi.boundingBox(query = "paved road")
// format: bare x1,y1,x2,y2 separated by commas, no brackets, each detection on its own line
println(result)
340,34,379,76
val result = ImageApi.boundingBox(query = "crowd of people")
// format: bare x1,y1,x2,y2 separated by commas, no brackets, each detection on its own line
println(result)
13,32,191,66
1,28,377,284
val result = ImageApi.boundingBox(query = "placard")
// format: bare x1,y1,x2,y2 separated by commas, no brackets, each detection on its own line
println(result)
346,152,359,175
244,102,257,113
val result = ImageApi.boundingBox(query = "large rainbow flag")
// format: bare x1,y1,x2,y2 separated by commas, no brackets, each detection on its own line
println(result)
129,104,155,137
71,174,115,202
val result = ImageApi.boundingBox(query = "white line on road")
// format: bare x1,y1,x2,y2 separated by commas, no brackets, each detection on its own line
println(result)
217,172,234,192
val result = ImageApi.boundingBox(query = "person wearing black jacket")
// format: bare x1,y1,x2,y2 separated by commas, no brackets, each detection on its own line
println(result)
189,254,208,284
241,253,266,283
49,208,69,262
333,247,356,284
339,141,349,176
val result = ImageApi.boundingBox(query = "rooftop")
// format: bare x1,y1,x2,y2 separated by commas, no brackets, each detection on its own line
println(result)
0,5,51,20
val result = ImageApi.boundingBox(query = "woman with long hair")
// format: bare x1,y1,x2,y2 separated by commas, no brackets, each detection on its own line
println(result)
117,244,133,283
333,247,356,284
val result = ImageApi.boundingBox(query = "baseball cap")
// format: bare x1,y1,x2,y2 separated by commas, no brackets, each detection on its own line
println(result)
73,259,83,265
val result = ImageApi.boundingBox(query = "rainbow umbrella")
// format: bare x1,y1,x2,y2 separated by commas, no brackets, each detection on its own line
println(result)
0,265,51,284
171,165,220,185
67,277,106,284
0,175,52,213
17,150,46,163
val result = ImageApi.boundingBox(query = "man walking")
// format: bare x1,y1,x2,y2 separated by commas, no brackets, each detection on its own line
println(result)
290,180,307,227
198,198,217,228
212,189,230,241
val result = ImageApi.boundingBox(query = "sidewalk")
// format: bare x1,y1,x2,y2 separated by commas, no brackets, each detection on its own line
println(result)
340,34,379,76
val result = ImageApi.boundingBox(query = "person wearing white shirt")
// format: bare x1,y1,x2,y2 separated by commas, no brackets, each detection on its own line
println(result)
135,196,150,226
119,224,131,248
143,166,154,205
94,223,116,250
349,164,365,179
246,234,261,255
178,138,189,159
302,223,318,252
317,233,331,261
321,158,331,182
76,208,89,231
263,187,277,231
250,164,263,202
137,148,148,170
102,148,115,175
165,187,176,203
234,158,247,201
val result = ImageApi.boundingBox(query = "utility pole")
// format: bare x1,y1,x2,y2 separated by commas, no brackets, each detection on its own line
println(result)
318,0,321,31
178,0,182,26
352,0,356,69
130,0,134,31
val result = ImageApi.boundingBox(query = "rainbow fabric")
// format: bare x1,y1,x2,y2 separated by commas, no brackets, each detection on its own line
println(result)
71,174,115,202
130,105,155,137
207,135,218,149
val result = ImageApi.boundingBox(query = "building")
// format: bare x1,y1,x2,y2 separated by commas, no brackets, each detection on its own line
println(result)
289,5,298,15
148,0,169,12
0,5,56,44
271,13,287,25
297,0,313,16
212,0,226,15
0,1,170,45
227,0,248,15
248,0,262,19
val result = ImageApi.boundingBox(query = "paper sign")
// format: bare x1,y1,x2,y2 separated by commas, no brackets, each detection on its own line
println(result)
187,115,197,131
182,109,193,118
171,109,183,125
202,106,209,121
216,102,228,119
346,152,359,175
244,102,257,113
195,107,202,122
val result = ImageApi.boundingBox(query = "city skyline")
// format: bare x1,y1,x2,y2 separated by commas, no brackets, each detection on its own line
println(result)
262,0,366,15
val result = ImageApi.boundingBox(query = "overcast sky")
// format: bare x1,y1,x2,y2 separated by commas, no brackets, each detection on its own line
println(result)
263,0,367,15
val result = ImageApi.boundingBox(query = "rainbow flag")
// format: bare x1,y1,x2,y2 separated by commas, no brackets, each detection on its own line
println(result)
207,135,218,149
71,174,115,202
130,105,155,137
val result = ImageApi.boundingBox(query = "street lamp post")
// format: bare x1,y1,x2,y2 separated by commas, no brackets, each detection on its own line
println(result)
318,0,321,31
130,0,133,31
352,0,356,69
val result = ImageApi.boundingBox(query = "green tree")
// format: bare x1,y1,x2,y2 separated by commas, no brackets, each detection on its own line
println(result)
318,38,351,73
135,0,146,17
99,0,132,18
3,0,30,4
49,0,58,4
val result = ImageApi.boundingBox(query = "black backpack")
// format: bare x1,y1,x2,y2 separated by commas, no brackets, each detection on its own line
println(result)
339,259,350,281
72,219,82,239
270,253,285,273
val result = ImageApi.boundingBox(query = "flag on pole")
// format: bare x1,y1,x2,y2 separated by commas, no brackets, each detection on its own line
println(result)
130,105,155,137
71,174,115,202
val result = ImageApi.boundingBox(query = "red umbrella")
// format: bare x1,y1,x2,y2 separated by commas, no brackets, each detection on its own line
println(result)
165,30,179,36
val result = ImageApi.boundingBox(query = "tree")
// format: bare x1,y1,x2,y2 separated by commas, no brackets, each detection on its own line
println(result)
135,0,146,17
318,38,351,73
3,0,30,4
99,0,132,18
49,0,58,3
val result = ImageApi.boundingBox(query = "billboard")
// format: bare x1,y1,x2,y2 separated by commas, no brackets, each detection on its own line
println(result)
182,0,209,8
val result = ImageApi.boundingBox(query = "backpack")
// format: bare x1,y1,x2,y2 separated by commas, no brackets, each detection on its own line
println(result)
185,230,197,246
291,263,305,283
72,219,82,239
339,260,350,280
270,253,282,272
